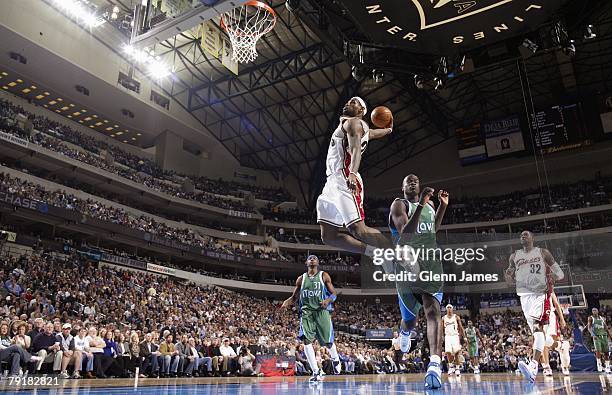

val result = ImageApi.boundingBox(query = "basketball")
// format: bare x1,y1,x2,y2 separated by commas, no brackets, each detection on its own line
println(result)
371,106,393,128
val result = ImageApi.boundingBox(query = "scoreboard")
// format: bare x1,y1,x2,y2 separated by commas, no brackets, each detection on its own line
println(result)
531,103,588,149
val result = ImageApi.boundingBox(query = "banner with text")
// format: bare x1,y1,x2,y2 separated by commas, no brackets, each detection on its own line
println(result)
484,115,525,157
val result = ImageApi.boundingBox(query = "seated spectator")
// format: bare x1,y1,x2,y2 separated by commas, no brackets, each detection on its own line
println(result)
219,337,238,376
0,322,40,376
159,334,180,377
12,322,31,350
73,327,94,378
184,337,206,377
32,322,62,373
27,318,44,340
4,276,22,296
115,332,134,378
139,332,160,378
86,327,108,378
101,330,119,377
57,323,82,378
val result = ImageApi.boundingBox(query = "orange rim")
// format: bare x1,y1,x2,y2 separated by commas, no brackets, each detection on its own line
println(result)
220,1,277,36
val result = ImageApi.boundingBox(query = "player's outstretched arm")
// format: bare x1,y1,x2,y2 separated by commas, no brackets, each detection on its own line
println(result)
369,117,393,140
281,275,303,309
320,272,337,309
434,190,449,231
542,248,564,281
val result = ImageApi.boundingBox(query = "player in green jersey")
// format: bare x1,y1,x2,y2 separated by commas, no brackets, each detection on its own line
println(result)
282,255,340,383
465,320,484,374
588,308,611,373
388,174,449,390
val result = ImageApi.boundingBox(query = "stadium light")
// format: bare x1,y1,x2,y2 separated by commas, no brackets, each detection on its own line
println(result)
52,0,105,28
122,44,172,79
584,25,597,40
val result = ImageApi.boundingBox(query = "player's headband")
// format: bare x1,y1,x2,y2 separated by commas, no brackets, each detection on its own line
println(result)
350,96,367,115
306,255,319,263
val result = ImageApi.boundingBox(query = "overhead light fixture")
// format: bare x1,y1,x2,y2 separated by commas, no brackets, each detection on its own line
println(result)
351,66,366,82
372,69,384,84
122,44,172,79
285,0,301,12
562,39,576,57
52,0,105,28
414,74,444,91
584,25,597,40
519,38,538,58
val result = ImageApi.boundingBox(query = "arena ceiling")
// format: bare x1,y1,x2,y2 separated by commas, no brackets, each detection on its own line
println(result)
42,0,612,206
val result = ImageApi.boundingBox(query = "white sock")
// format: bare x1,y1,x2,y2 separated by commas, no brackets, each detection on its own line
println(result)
364,245,376,258
606,360,610,368
560,350,570,368
327,343,339,362
430,355,441,366
304,344,319,374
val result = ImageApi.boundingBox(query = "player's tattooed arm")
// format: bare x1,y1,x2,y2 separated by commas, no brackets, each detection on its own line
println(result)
434,190,449,231
344,118,365,192
320,272,337,309
504,252,516,283
369,117,393,140
281,275,303,309
542,248,564,281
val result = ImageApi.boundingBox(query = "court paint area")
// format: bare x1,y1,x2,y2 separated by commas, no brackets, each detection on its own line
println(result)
1,373,611,394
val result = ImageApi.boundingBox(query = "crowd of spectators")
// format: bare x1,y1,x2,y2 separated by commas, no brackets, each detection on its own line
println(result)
261,175,612,228
1,247,610,379
0,99,294,212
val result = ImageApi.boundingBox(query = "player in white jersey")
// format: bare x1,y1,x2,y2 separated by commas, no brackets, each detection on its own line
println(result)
505,230,564,382
442,304,465,376
316,97,393,256
541,292,568,376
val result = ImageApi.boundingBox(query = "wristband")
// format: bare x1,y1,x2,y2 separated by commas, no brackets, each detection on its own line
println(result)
329,294,337,302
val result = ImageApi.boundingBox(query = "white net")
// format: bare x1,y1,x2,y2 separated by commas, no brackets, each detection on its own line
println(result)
221,1,276,63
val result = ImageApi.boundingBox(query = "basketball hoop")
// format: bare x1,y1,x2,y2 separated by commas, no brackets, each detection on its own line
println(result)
220,1,277,63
